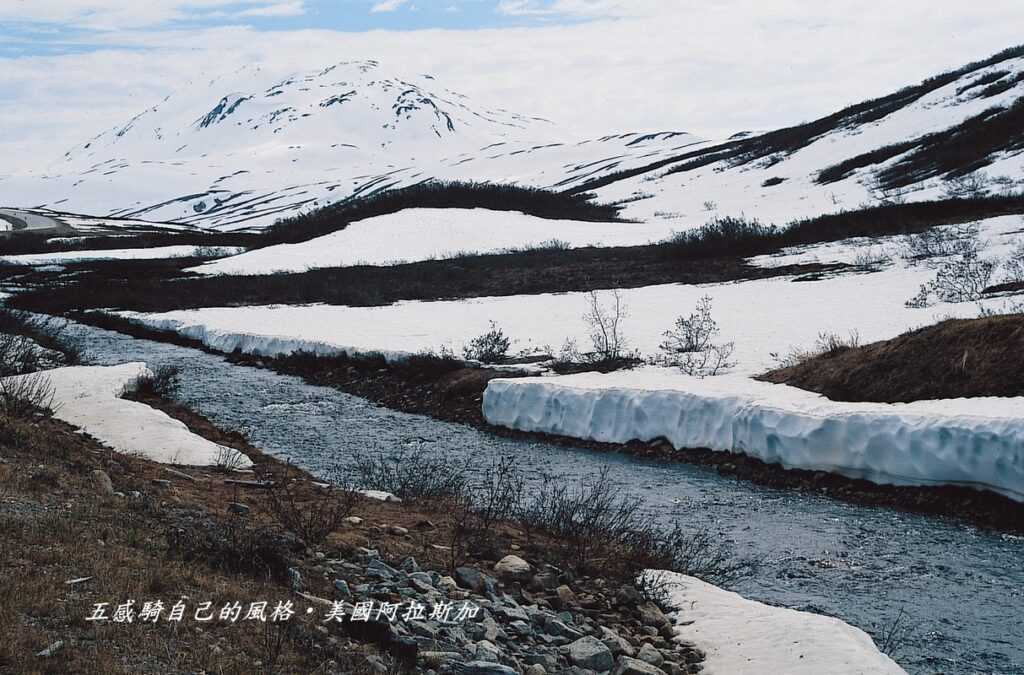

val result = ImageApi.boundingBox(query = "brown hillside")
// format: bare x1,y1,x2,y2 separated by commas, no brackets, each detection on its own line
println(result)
759,314,1024,402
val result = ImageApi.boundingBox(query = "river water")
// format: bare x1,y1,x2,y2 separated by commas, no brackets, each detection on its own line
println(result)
70,321,1023,674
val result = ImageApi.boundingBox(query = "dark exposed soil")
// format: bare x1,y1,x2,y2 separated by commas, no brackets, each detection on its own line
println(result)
759,314,1024,402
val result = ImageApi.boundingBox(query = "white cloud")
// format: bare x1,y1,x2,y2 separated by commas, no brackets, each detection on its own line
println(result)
236,2,305,18
370,0,409,13
2,1,1024,172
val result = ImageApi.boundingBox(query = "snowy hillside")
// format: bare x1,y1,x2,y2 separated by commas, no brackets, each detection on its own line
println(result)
593,47,1024,225
0,60,700,230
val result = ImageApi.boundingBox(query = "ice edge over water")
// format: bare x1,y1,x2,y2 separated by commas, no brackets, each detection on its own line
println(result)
483,370,1024,502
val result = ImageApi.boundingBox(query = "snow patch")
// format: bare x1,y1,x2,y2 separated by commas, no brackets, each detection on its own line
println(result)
1,245,244,266
650,571,906,675
9,363,251,467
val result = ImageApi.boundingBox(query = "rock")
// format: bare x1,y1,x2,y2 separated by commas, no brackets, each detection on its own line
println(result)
164,467,198,482
524,665,547,675
474,639,502,662
333,579,351,596
568,636,614,672
367,558,400,579
343,516,363,526
91,469,114,496
637,644,664,667
36,641,64,658
555,585,577,608
612,656,668,675
287,567,302,591
481,616,502,642
637,602,668,629
420,651,462,667
494,554,532,581
390,525,409,536
227,502,249,515
455,566,486,592
400,556,420,573
599,626,635,657
616,585,642,606
461,662,518,675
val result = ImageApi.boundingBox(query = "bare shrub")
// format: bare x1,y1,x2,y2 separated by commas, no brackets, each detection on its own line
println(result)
583,289,630,362
351,447,470,505
462,321,512,364
771,330,861,369
866,173,908,205
262,464,358,545
0,372,56,418
907,252,996,307
449,456,525,566
898,222,982,264
128,365,182,399
0,310,80,374
942,171,991,199
521,468,755,588
214,446,248,473
655,295,735,377
1001,239,1024,283
851,247,892,270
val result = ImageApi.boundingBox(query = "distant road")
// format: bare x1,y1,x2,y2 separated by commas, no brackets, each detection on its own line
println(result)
0,208,71,235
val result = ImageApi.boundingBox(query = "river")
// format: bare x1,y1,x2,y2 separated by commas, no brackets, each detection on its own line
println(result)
70,320,1024,674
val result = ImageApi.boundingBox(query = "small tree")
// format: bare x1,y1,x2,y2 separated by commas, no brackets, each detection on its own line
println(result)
657,295,735,377
583,289,630,363
907,250,996,307
462,321,512,363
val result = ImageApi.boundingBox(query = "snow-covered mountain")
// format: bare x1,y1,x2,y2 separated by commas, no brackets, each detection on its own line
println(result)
592,46,1024,225
2,47,1023,232
0,60,701,230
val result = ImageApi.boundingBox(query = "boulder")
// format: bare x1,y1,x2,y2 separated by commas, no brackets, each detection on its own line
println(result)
494,554,532,581
612,656,668,675
568,636,614,672
637,643,664,667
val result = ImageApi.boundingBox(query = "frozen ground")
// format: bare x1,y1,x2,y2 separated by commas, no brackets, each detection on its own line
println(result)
653,572,906,675
483,369,1024,501
1,245,244,266
190,208,681,275
7,363,250,467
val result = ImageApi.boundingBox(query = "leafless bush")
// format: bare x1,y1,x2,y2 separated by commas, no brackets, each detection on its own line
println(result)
351,447,471,505
1001,239,1024,283
462,321,512,364
866,173,908,205
898,222,982,264
262,464,358,545
942,171,991,199
214,446,248,473
521,468,755,588
583,289,631,362
449,456,525,565
907,252,996,307
0,310,80,374
851,247,892,269
0,372,56,418
128,365,182,399
655,295,735,377
771,331,861,369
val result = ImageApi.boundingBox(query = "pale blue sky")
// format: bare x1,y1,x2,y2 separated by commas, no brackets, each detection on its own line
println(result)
0,1,593,56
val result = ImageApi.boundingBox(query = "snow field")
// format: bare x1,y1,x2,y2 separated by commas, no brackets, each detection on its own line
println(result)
189,208,684,275
1,245,244,266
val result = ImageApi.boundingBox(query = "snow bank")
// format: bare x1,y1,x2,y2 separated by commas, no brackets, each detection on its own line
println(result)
11,363,251,467
189,208,680,276
650,571,906,675
483,370,1024,501
0,245,243,266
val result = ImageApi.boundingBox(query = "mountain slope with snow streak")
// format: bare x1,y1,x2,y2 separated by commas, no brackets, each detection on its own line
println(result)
0,60,700,231
591,46,1024,226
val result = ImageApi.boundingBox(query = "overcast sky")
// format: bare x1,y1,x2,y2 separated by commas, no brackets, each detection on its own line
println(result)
2,1,1024,170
